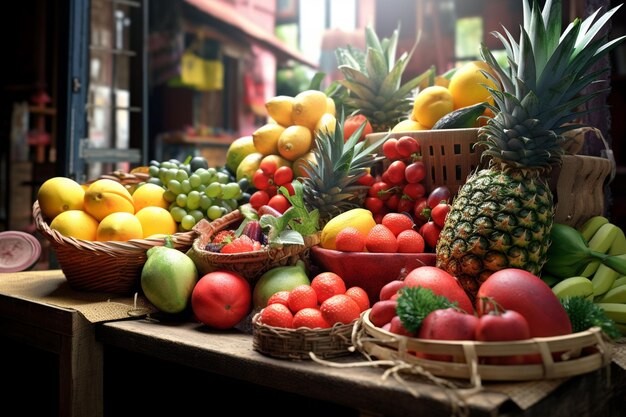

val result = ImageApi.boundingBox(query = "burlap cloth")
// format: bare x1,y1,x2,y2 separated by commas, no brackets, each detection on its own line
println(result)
0,269,157,323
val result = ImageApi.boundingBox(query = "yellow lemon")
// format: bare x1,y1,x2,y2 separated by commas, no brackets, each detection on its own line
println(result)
320,208,376,250
135,206,178,238
411,86,454,129
49,210,99,241
265,95,294,127
326,97,336,116
391,119,428,133
252,123,286,156
277,125,313,161
292,90,328,131
37,177,85,221
448,61,499,110
225,135,257,173
314,113,336,137
96,212,143,241
236,152,264,182
132,183,168,212
84,179,135,221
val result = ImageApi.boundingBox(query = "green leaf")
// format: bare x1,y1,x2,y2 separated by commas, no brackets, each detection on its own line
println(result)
396,286,457,334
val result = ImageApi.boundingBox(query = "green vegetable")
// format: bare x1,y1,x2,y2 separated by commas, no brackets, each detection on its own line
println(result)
396,286,456,334
560,296,621,340
544,223,621,278
432,101,488,129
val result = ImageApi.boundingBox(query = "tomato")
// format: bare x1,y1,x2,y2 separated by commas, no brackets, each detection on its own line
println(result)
419,221,442,251
404,266,474,314
369,299,398,328
396,196,414,214
476,309,535,365
379,280,405,301
431,201,451,227
364,196,384,214
268,194,290,213
280,182,295,196
252,169,270,190
357,172,375,186
413,198,430,223
476,269,572,337
416,308,479,361
403,182,426,201
382,138,400,160
427,186,452,208
249,190,270,210
343,114,373,142
389,315,415,337
273,166,293,186
384,193,400,211
404,161,426,184
396,136,420,159
385,160,407,185
368,181,393,200
191,271,252,329
259,159,278,176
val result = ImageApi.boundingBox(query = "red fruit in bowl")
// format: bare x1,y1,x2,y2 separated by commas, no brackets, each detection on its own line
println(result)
404,266,474,314
396,136,420,159
417,308,479,361
369,299,398,328
379,280,405,301
389,315,415,337
419,221,442,250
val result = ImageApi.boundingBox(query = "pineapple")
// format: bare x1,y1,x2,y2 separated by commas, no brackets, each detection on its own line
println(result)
300,111,387,227
435,0,625,299
335,25,432,132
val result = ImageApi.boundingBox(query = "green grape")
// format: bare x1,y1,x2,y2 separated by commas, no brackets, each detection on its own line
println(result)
207,167,217,176
189,173,202,189
176,169,189,182
189,209,204,222
170,206,187,222
148,165,160,177
198,170,213,185
163,190,177,203
158,167,169,182
149,159,161,167
187,190,201,210
220,198,238,212
147,177,163,186
195,184,206,193
207,205,225,221
167,179,182,194
205,182,222,198
160,161,174,169
168,159,181,166
181,179,192,194
200,195,212,210
176,193,188,208
215,172,230,184
221,182,241,200
164,168,177,183
181,215,196,231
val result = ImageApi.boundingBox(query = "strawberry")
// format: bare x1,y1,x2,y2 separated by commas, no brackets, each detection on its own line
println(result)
220,235,262,254
365,224,399,253
212,230,236,245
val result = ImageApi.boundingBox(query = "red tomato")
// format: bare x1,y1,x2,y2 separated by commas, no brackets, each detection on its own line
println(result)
364,196,384,214
396,136,420,159
404,266,474,314
382,138,400,160
249,190,270,210
403,183,426,201
252,169,270,190
268,194,290,213
259,159,278,175
389,315,415,337
273,166,294,186
476,309,535,365
413,198,430,223
419,221,442,250
476,269,573,338
191,271,251,329
396,197,415,214
417,308,478,361
369,299,398,328
404,161,426,184
369,181,392,201
343,114,373,142
357,172,375,186
384,193,400,211
280,182,295,196
379,280,405,301
385,160,407,185
431,201,451,228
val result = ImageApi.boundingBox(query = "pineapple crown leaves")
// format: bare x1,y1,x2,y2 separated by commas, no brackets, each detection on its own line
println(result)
477,0,625,167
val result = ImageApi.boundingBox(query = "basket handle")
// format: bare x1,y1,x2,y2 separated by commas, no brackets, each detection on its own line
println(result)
578,127,616,184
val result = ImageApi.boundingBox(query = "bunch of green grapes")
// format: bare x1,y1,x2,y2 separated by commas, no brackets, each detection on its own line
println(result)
147,158,250,231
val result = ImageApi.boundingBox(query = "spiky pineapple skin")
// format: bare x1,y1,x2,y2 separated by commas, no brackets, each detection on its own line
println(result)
435,162,554,299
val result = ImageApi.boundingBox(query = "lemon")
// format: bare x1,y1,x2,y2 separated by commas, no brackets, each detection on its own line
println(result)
391,119,428,133
320,208,376,250
252,123,286,156
265,95,294,127
411,86,454,129
325,97,336,116
132,183,168,212
135,206,178,238
292,90,328,131
49,210,99,240
37,177,85,220
84,179,135,221
448,61,499,110
236,152,264,182
96,212,143,241
225,135,257,173
277,125,313,161
314,113,336,137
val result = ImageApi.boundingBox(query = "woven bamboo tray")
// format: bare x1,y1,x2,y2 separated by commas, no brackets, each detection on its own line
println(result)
354,309,612,384
187,208,320,286
252,311,355,360
33,200,195,294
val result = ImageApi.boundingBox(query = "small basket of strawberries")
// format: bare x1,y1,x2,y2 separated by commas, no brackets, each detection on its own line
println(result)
187,182,321,287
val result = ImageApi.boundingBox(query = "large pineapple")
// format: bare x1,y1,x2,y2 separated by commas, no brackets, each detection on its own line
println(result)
436,0,625,299
335,25,432,132
300,112,387,227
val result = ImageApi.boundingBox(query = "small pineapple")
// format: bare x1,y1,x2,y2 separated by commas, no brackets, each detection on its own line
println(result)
436,0,625,299
300,111,387,227
335,25,432,132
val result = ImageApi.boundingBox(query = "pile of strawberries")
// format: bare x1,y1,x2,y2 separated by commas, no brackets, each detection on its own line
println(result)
257,272,370,329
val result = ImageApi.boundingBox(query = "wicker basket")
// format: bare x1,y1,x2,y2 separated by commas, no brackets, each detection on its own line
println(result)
187,209,321,286
354,309,612,383
252,311,355,360
367,129,484,196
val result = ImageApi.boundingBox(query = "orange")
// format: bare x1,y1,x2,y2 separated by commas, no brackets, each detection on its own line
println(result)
287,285,318,313
335,227,366,252
277,125,313,161
310,272,347,304
345,286,370,312
320,294,361,325
365,224,399,253
267,290,290,307
259,303,294,328
448,61,499,110
381,213,414,237
293,307,330,329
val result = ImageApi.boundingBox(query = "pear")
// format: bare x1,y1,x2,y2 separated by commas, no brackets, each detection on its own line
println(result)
252,260,310,310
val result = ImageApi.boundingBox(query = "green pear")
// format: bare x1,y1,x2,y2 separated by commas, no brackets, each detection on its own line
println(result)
252,260,310,309
141,245,198,314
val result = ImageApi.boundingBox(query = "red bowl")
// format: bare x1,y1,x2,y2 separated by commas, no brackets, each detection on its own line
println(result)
310,246,436,303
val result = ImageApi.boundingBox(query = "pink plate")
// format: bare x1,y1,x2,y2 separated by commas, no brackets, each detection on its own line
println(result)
0,231,42,273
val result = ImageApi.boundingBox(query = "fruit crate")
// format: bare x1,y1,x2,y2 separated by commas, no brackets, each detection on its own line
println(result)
354,309,613,383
